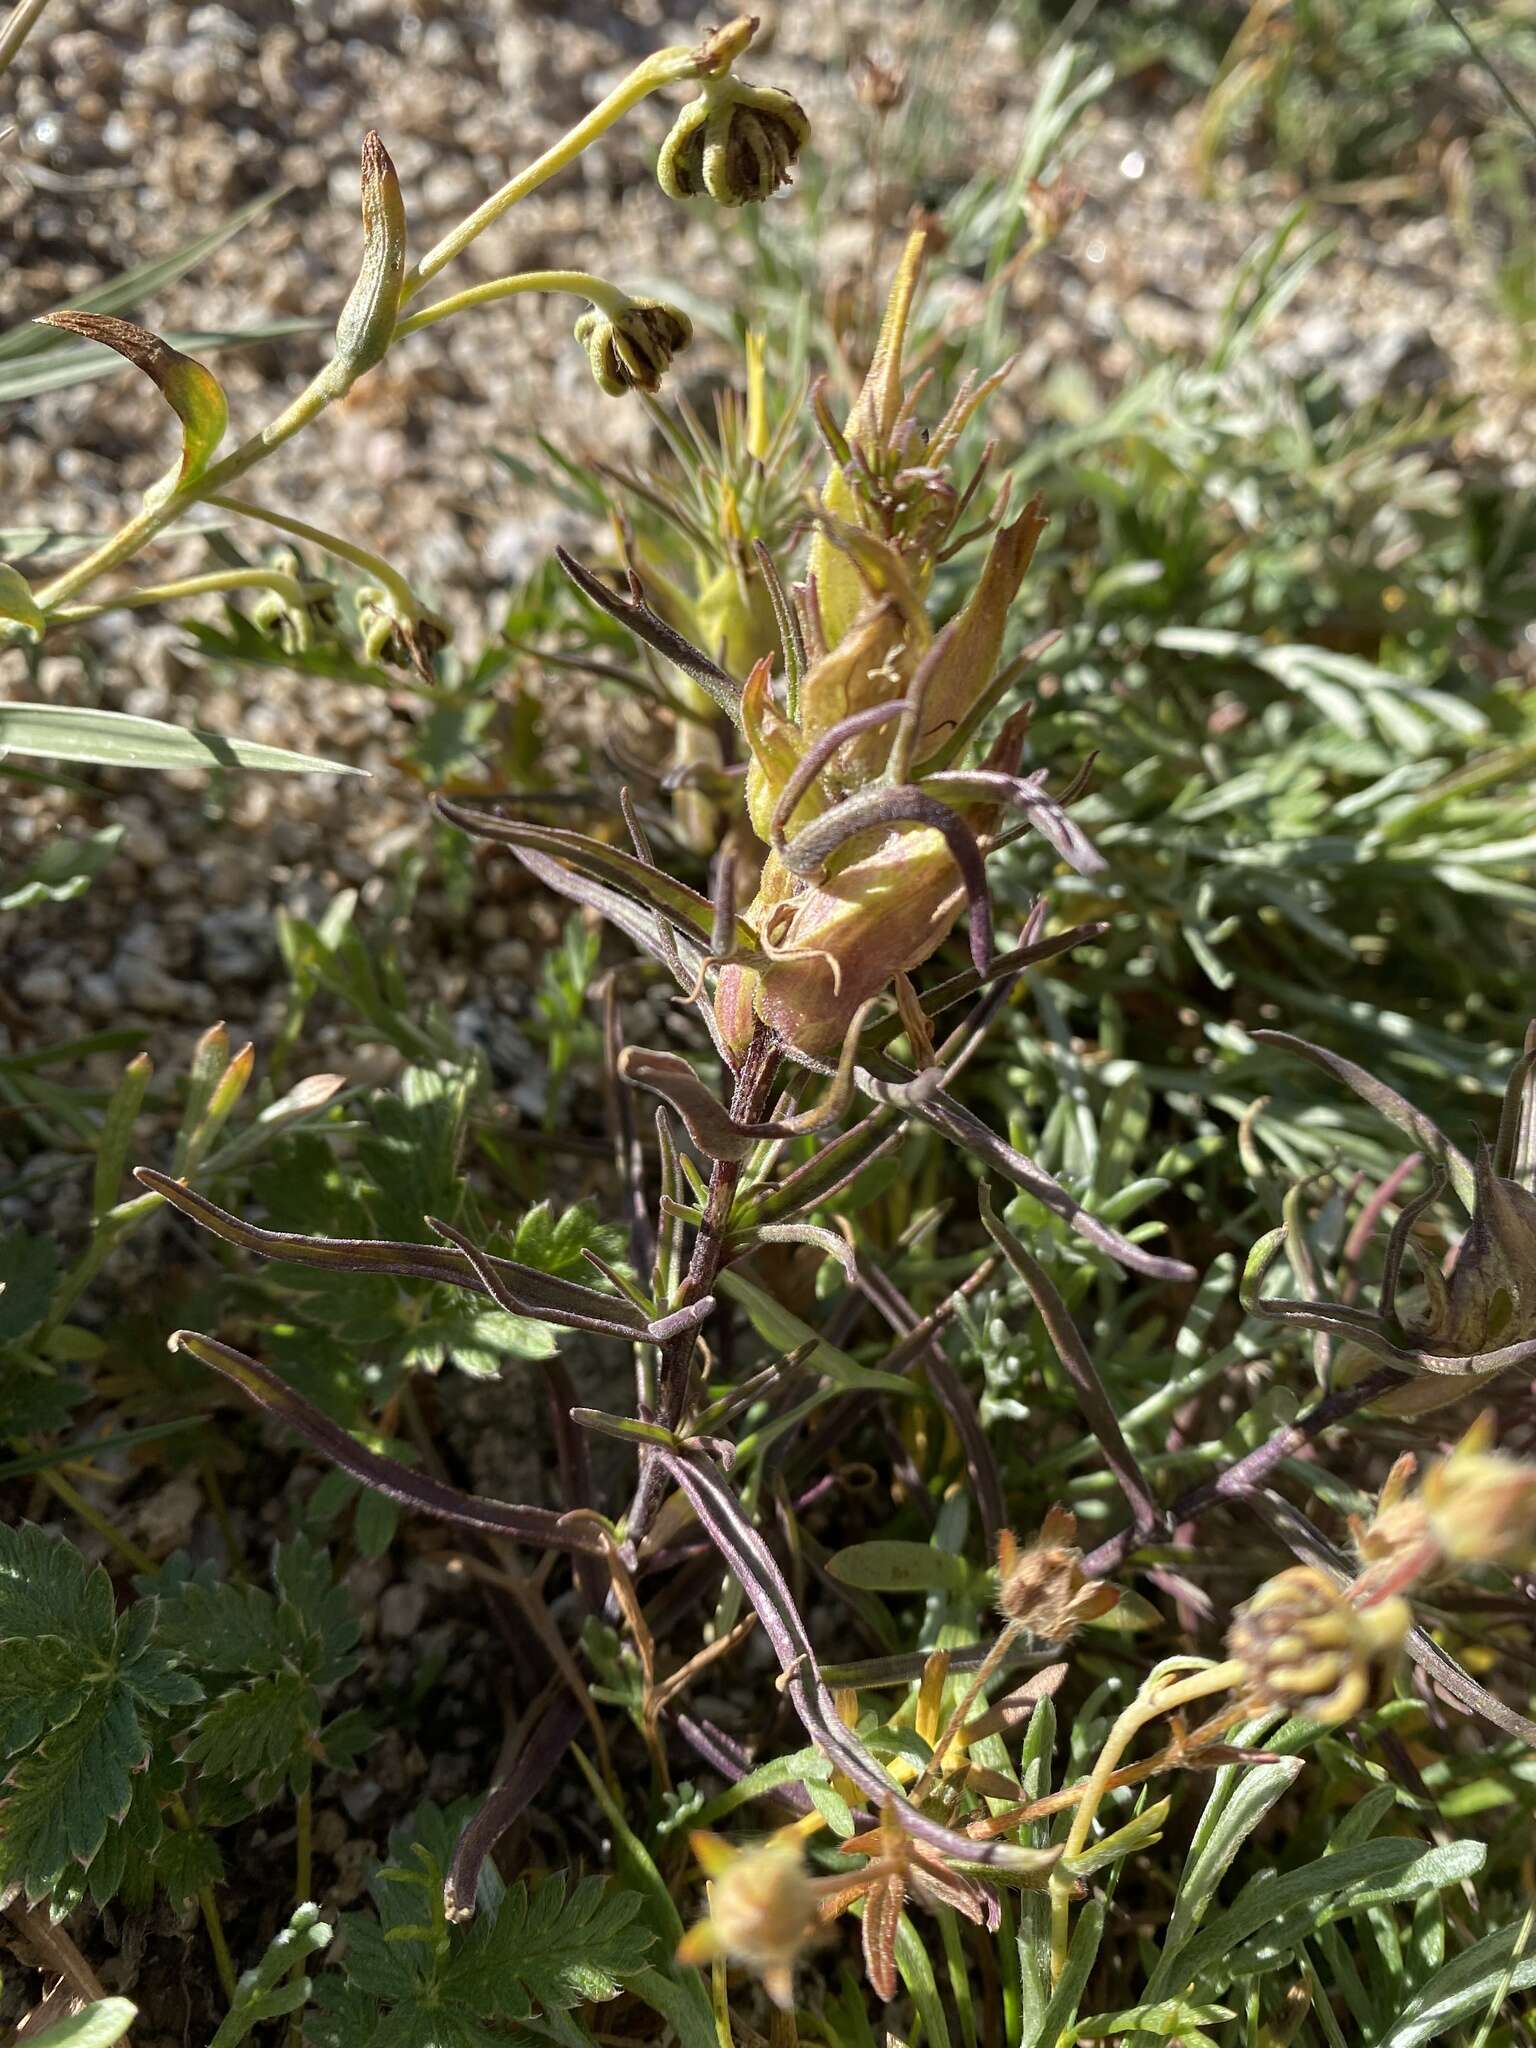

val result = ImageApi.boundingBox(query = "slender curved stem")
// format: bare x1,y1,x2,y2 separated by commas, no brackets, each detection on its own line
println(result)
51,567,327,624
33,356,349,611
392,269,627,340
397,50,706,304
1050,1660,1243,1987
205,493,419,615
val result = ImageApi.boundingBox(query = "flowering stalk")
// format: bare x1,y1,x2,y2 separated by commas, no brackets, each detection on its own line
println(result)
15,17,781,655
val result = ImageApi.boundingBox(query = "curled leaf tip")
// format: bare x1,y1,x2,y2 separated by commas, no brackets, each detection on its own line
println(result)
36,312,228,492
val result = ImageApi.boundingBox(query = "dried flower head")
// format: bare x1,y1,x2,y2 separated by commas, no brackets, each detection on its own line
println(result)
659,76,810,206
996,1507,1120,1643
1421,1410,1536,1570
676,1831,819,2008
1227,1566,1409,1724
574,298,693,397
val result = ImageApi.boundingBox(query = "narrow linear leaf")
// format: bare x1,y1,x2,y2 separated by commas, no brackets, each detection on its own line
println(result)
0,703,363,776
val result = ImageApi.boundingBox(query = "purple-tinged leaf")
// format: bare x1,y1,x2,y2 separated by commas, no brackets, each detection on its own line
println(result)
980,1186,1161,1534
653,1441,1059,1881
1251,1030,1474,1208
136,1169,687,1344
556,547,743,723
167,1330,605,1556
444,1691,586,1920
778,785,994,977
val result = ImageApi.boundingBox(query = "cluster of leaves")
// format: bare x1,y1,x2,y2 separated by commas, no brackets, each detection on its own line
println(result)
0,1523,359,1912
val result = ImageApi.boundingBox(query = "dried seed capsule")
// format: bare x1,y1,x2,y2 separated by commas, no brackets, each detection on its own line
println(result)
658,78,809,207
1227,1566,1408,1724
574,298,693,397
996,1508,1120,1643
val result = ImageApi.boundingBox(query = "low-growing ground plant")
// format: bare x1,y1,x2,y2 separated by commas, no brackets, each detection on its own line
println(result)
4,7,1536,2047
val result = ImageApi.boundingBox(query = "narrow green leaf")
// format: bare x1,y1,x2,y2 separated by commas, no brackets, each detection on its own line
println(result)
825,1540,973,1596
0,703,363,775
1027,1899,1104,2046
27,2000,139,2048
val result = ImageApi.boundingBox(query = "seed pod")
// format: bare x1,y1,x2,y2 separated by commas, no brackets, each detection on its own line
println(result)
658,77,810,207
574,298,693,397
334,132,407,383
1227,1566,1408,1724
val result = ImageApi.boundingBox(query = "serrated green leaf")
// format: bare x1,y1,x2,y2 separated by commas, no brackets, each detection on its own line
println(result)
184,1672,318,1791
0,703,363,775
0,1690,148,1894
154,1824,226,1906
0,1519,114,1649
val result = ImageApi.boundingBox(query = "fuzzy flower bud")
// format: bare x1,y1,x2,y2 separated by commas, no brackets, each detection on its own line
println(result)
996,1508,1120,1643
1227,1566,1409,1725
574,297,693,397
658,76,810,207
676,1832,818,2009
1421,1411,1536,1570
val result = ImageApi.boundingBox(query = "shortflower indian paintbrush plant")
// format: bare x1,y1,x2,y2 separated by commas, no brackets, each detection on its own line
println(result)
118,218,1536,2039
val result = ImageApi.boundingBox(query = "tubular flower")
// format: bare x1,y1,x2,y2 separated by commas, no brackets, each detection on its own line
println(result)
676,1832,820,2008
574,297,693,396
1243,1022,1536,1405
996,1508,1121,1644
658,75,810,206
1227,1566,1409,1724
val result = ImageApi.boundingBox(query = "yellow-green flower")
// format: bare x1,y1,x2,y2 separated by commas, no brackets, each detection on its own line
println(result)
676,1831,819,2009
1228,1566,1408,1724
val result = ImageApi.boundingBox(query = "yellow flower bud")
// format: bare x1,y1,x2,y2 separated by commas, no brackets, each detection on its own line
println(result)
1227,1566,1408,1725
676,1832,818,2009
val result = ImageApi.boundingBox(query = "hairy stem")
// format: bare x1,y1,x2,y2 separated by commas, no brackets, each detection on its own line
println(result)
624,1022,780,1550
